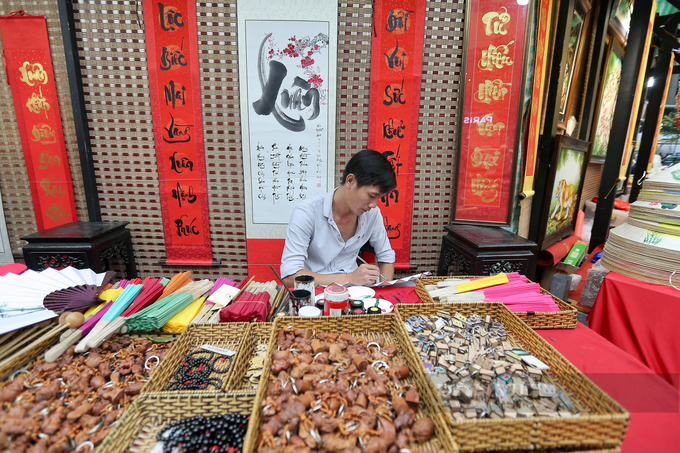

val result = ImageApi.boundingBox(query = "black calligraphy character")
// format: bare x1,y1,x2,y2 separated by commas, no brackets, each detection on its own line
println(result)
252,33,306,132
174,215,200,237
169,151,194,174
384,78,407,106
171,182,197,208
382,148,403,176
381,189,400,207
164,80,186,108
384,40,407,70
382,118,406,139
160,42,188,71
159,3,184,31
280,77,321,120
385,9,413,32
163,114,192,143
383,217,402,240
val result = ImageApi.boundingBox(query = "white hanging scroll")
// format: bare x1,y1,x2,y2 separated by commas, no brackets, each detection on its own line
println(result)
238,0,337,277
238,1,336,228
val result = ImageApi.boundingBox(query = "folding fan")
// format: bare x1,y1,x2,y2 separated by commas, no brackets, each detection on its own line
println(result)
0,266,115,335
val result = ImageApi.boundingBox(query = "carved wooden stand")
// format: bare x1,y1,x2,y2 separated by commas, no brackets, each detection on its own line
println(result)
21,221,137,278
437,224,537,279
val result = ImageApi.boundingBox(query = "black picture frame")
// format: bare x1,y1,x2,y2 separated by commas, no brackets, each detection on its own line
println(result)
589,36,625,164
537,135,590,250
557,0,592,130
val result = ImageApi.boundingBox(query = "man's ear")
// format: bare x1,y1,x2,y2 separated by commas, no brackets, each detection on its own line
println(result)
345,173,356,187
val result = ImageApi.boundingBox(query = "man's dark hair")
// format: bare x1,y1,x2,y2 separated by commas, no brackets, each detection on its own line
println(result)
341,149,397,193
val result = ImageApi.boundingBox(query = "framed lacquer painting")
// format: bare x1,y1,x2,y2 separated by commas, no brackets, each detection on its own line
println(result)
538,135,589,249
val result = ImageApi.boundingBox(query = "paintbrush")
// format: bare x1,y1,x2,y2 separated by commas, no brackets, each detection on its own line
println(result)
356,255,388,283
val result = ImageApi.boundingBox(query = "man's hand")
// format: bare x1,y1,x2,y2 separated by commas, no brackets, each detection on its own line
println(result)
350,264,381,286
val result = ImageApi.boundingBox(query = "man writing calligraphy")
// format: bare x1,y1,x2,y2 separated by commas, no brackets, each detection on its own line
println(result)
281,150,396,287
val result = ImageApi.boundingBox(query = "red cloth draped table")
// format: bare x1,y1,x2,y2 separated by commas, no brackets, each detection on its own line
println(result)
536,324,680,452
588,271,680,383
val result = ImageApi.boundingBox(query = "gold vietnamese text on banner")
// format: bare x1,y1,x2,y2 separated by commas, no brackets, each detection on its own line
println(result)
143,1,215,265
368,0,427,269
0,11,78,230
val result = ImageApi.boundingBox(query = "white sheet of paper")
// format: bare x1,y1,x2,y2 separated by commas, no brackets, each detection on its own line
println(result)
372,272,433,287
206,284,241,307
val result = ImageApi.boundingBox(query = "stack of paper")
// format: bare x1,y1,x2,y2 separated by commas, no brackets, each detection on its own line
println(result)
602,163,680,286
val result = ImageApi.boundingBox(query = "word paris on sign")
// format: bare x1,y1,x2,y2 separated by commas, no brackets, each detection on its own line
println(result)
143,1,215,265
454,1,530,226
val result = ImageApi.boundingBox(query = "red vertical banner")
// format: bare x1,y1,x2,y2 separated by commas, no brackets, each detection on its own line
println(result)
143,1,215,265
522,0,552,197
454,1,529,224
0,12,78,230
368,0,426,268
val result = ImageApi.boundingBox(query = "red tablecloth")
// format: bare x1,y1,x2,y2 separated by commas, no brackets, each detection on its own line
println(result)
313,285,423,306
537,324,680,452
588,271,680,381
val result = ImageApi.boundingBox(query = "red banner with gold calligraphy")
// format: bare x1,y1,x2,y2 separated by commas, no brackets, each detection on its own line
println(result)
368,0,426,268
143,1,214,265
454,0,529,224
0,12,78,230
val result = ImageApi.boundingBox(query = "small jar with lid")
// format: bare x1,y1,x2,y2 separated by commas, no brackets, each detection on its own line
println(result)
323,283,349,316
350,299,364,313
366,306,382,315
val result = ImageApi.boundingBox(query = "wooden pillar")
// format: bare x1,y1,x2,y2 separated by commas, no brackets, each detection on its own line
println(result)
58,0,102,221
589,0,654,251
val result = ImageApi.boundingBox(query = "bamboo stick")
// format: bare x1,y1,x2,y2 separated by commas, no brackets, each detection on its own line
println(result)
0,324,67,370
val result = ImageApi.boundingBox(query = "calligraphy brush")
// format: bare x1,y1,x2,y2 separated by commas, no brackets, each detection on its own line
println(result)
268,265,298,317
356,255,387,283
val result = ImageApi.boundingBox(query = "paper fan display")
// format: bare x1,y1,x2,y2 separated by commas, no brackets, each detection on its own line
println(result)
0,266,114,335
43,285,105,312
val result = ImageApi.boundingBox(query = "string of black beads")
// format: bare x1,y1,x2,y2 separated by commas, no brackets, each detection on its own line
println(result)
165,350,232,391
157,414,250,453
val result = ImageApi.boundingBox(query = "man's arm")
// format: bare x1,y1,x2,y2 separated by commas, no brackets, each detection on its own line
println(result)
378,262,395,282
283,265,382,287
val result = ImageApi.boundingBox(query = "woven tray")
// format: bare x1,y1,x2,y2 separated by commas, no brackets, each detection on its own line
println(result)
97,391,256,453
416,276,577,329
0,330,179,384
242,314,458,453
0,322,63,381
228,322,274,390
142,322,251,393
394,303,628,452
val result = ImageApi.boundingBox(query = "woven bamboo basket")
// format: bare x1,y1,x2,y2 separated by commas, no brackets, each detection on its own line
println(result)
97,391,256,453
142,323,251,393
394,303,629,452
416,276,577,329
242,314,459,453
227,321,274,390
0,322,62,381
0,330,179,384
